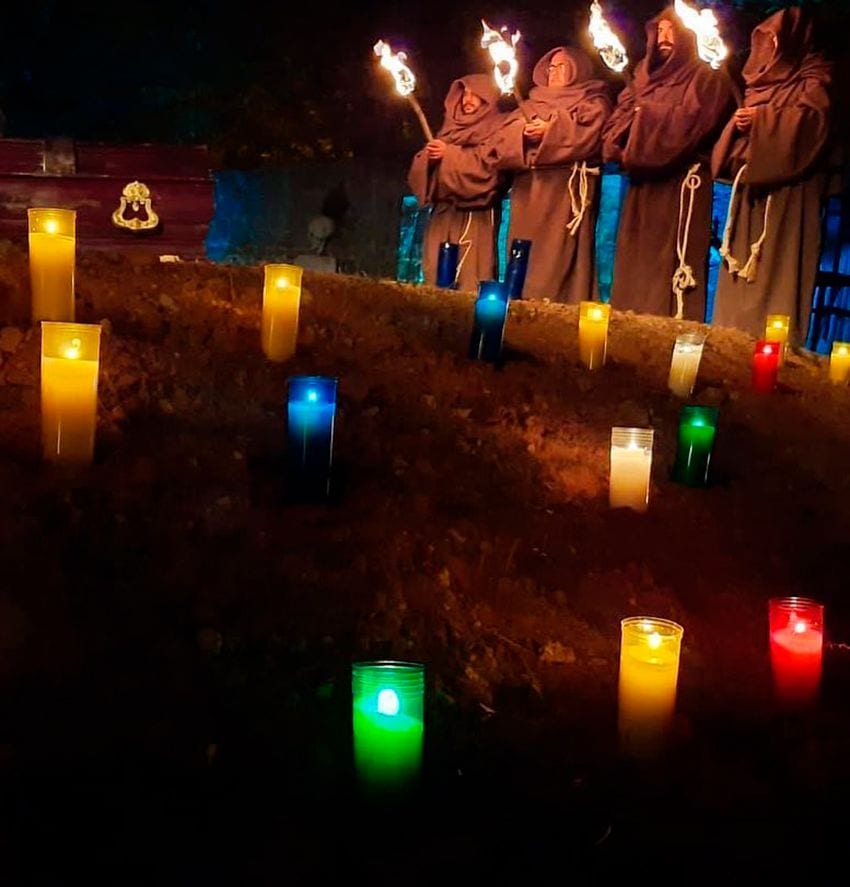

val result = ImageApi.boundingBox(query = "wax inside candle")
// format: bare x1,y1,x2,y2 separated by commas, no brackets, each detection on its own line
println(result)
829,342,850,384
262,264,301,361
470,282,508,362
287,376,337,494
765,315,790,365
609,428,654,512
579,301,610,370
668,334,705,397
672,406,718,487
29,207,77,323
752,340,779,393
768,598,824,708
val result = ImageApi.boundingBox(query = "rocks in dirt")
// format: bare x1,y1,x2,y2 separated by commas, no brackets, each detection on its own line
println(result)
539,641,577,665
0,326,23,353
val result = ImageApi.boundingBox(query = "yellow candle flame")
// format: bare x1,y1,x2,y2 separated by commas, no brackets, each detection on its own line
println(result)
275,277,287,289
373,39,417,97
588,1,629,73
480,20,521,95
839,347,849,357
64,337,82,360
589,307,603,321
772,320,785,329
674,0,728,69
648,632,662,650
44,218,59,235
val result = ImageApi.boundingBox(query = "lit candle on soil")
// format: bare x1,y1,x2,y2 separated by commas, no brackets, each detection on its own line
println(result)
609,427,654,512
764,314,790,366
769,597,824,709
436,242,459,289
752,340,779,394
829,342,850,385
29,208,76,322
469,281,509,362
672,405,718,488
262,264,302,362
579,301,610,370
287,375,337,497
668,332,705,397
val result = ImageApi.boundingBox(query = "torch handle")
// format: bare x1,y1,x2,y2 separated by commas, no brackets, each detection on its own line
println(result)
407,95,435,142
512,87,533,123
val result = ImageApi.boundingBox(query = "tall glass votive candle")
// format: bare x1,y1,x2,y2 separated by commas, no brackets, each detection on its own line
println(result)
287,375,337,497
352,661,425,795
752,340,780,394
765,314,790,366
672,405,718,488
262,263,302,362
504,238,532,300
619,617,684,758
769,597,824,709
436,242,459,289
578,301,611,370
829,342,850,385
29,208,76,323
468,280,509,363
41,321,101,465
609,427,654,512
668,332,706,397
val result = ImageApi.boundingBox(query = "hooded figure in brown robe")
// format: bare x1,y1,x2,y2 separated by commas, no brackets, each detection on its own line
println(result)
602,9,732,320
408,74,504,291
711,8,831,340
495,47,612,302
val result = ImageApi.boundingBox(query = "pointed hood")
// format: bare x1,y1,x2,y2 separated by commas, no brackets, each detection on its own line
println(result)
436,73,503,146
633,6,701,95
524,46,611,116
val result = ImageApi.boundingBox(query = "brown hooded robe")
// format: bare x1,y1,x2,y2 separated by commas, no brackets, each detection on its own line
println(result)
711,8,831,340
495,47,612,302
602,8,732,320
408,74,504,291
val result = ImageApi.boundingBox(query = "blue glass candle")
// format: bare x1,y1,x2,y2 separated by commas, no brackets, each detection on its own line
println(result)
287,375,338,496
435,242,459,289
469,280,509,363
504,239,532,300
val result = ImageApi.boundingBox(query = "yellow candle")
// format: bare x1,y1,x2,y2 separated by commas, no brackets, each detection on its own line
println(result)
261,263,303,361
609,427,654,512
829,341,850,385
764,314,790,366
578,301,611,370
28,208,76,323
41,322,101,464
668,332,705,397
618,617,684,758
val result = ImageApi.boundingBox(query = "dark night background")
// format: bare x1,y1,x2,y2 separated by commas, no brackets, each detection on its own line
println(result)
0,1,846,166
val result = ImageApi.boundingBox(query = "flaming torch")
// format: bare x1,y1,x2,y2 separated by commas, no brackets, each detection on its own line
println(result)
674,0,742,105
373,40,435,141
480,20,531,121
588,1,630,81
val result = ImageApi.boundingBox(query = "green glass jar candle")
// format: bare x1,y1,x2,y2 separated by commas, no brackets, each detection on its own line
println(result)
672,405,718,487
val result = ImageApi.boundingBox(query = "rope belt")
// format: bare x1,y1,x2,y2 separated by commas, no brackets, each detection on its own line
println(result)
455,210,474,283
719,162,772,284
566,162,600,237
671,163,702,320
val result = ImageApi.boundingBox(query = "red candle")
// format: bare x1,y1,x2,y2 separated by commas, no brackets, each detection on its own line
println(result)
768,597,824,708
752,339,780,393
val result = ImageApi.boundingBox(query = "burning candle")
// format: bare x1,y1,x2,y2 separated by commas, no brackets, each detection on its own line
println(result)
504,239,532,300
752,340,780,394
609,427,654,512
769,597,824,709
672,405,718,488
41,321,101,465
352,660,424,794
764,314,790,366
469,281,509,363
436,242,460,289
618,617,684,758
287,375,337,497
28,208,76,323
578,301,611,370
262,263,302,362
668,332,706,397
829,341,850,385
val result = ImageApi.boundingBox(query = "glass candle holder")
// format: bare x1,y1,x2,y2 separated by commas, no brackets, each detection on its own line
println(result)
436,242,459,289
287,375,337,497
752,340,780,394
352,660,425,794
504,238,532,300
262,263,302,362
668,332,706,397
619,617,684,758
609,427,654,512
829,342,850,385
672,405,718,488
769,597,824,709
578,301,611,370
468,280,509,363
28,208,76,323
764,314,790,366
41,321,101,465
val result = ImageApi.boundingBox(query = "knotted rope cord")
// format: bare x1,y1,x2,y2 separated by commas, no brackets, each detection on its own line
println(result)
566,163,600,237
671,163,702,320
719,162,773,283
455,210,474,284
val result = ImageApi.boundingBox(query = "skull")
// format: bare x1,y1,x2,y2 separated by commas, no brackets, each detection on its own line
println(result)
307,215,335,255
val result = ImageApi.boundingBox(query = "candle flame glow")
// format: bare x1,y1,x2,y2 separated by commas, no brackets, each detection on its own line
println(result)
794,620,807,634
44,218,59,235
674,0,728,70
307,390,318,403
64,337,82,360
762,345,774,355
648,631,662,650
275,277,287,289
589,307,603,321
373,39,417,97
480,20,521,95
377,688,400,716
839,347,849,357
772,320,786,329
588,1,629,73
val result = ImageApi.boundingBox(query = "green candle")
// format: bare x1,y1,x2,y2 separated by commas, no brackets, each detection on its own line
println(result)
672,405,718,488
352,661,424,795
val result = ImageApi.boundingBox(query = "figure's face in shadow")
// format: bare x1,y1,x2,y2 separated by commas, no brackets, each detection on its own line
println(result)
461,88,483,115
547,50,569,87
656,19,675,60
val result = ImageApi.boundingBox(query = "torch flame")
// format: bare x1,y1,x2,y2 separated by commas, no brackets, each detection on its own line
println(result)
373,39,416,97
588,1,629,74
674,0,728,70
480,20,521,95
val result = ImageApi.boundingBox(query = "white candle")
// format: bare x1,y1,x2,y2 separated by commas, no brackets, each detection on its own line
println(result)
668,332,705,397
609,427,654,512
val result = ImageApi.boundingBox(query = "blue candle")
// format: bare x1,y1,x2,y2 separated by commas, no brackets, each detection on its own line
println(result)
504,239,532,300
435,242,459,289
469,281,509,363
287,375,337,496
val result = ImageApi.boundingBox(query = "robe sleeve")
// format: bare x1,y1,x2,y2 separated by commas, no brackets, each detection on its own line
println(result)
407,148,433,206
621,69,732,174
710,118,746,180
492,117,528,171
602,85,636,165
528,97,611,167
744,77,831,187
431,143,501,207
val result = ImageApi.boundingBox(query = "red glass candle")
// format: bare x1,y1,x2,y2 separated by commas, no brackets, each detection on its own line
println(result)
769,597,824,708
752,340,780,394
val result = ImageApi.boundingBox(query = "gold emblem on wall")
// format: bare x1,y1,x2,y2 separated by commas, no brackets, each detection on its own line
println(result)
112,180,160,231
